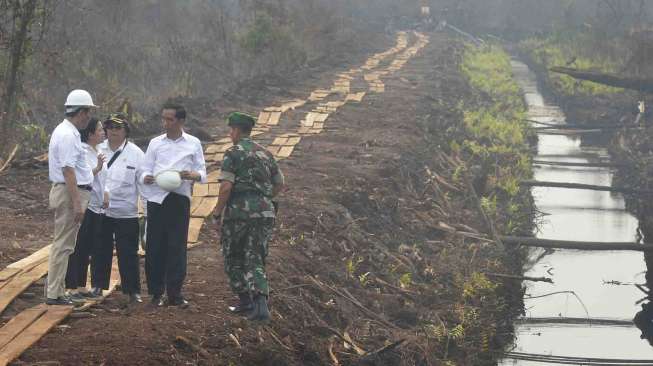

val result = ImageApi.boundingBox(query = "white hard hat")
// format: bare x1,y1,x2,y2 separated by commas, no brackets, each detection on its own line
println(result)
64,89,97,107
155,170,182,192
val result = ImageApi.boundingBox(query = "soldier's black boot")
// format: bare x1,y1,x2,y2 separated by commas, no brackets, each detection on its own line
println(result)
247,294,270,322
228,292,253,314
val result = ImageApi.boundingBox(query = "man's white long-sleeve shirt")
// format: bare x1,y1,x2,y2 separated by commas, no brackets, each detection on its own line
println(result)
139,132,207,204
100,140,145,218
48,119,93,185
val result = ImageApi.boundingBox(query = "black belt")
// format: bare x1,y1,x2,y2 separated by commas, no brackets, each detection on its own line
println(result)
54,183,92,191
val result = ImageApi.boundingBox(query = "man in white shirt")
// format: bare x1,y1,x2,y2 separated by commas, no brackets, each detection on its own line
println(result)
97,114,145,303
46,89,97,306
141,103,206,307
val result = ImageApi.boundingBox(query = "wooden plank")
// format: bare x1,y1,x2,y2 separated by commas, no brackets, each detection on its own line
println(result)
208,183,220,197
187,218,204,243
267,112,282,126
285,137,301,146
271,137,289,146
277,146,295,158
298,127,312,134
192,183,209,197
0,305,47,350
0,268,21,282
217,143,232,153
257,111,271,125
0,305,73,366
192,197,219,218
267,146,281,156
0,262,49,315
500,236,653,252
204,145,221,154
7,246,50,270
264,106,282,112
207,170,221,183
190,196,203,214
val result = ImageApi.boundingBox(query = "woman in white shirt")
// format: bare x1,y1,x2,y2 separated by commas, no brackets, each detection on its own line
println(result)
65,118,106,299
97,114,145,303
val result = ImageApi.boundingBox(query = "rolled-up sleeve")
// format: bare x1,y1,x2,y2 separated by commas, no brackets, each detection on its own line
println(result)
59,134,80,169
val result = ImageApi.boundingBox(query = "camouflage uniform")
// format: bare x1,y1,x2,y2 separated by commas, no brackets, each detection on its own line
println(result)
218,137,284,297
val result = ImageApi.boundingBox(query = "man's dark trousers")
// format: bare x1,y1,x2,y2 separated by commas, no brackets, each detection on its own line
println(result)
145,193,190,300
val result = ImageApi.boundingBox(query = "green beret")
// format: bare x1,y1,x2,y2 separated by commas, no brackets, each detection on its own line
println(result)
227,112,256,128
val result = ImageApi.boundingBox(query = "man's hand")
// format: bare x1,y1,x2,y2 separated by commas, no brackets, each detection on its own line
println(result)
144,175,155,185
180,171,200,181
73,200,84,223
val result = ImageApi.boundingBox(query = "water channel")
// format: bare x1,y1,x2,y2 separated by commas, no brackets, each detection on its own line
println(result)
500,60,653,364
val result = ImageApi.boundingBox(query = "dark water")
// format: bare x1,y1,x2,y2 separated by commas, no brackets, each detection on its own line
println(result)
500,61,653,364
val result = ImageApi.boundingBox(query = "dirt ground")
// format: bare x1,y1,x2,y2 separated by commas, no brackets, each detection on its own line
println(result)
2,31,523,366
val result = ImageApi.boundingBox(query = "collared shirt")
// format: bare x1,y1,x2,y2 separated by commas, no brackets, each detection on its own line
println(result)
100,140,145,218
218,137,284,220
48,119,93,185
83,143,106,214
139,132,207,204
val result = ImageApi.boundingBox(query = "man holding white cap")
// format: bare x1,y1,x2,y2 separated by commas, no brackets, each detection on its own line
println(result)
141,102,206,307
46,89,97,305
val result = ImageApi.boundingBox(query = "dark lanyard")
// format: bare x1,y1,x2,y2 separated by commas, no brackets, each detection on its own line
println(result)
107,140,127,169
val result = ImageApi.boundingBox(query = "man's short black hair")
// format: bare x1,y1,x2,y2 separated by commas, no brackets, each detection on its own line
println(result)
162,102,186,120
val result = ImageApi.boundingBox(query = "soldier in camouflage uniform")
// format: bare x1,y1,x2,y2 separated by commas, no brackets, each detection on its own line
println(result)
213,112,285,322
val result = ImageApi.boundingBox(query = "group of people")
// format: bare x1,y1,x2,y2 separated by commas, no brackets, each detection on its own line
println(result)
46,89,284,321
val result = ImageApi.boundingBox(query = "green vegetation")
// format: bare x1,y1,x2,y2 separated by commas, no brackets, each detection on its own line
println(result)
521,33,623,95
458,44,534,234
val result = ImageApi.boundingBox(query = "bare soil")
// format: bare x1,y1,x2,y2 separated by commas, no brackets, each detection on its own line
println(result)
2,32,524,366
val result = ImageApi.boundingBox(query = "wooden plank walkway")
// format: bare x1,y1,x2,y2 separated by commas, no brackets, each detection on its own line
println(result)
0,31,430,366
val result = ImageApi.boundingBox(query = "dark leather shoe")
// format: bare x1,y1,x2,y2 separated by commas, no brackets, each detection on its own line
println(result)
151,295,164,307
247,295,270,322
167,297,189,308
228,292,253,314
46,297,74,306
129,293,143,303
87,287,103,298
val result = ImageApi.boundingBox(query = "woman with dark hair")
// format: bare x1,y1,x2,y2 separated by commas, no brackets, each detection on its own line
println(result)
65,118,106,299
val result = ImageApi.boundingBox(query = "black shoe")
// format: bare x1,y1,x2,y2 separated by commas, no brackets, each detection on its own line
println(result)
167,297,189,309
129,293,143,303
65,293,87,305
86,287,103,298
151,295,165,307
228,292,253,314
247,295,270,322
46,296,74,306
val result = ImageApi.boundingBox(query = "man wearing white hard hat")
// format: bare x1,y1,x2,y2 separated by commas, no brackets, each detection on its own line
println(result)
96,113,145,303
46,89,97,305
140,102,206,307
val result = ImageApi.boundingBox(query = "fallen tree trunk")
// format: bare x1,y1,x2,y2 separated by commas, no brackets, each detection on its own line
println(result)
520,180,653,195
500,236,653,251
515,317,633,326
550,66,653,93
532,160,622,168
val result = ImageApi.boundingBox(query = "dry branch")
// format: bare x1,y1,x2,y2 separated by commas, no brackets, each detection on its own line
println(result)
520,180,653,195
550,66,653,93
501,236,653,252
483,272,553,283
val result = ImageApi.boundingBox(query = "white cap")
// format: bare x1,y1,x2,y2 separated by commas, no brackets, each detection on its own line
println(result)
155,170,182,192
64,89,97,107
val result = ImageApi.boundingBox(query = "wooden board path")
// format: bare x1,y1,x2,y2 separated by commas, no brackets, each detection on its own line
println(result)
0,31,431,366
